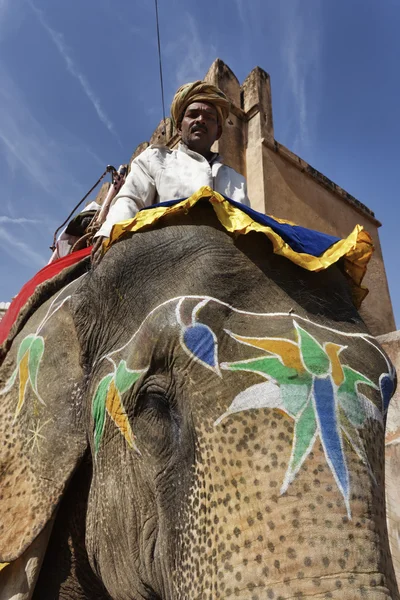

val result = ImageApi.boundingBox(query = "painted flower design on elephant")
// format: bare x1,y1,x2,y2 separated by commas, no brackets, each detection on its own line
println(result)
0,334,46,420
176,297,220,375
3,291,394,513
0,276,85,422
218,320,389,518
92,360,145,454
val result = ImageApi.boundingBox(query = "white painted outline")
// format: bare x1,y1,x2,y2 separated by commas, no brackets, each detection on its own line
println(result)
191,298,210,324
36,273,87,335
94,294,389,363
175,297,185,329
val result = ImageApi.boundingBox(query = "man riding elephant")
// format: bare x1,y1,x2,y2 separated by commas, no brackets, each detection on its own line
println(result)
91,80,250,262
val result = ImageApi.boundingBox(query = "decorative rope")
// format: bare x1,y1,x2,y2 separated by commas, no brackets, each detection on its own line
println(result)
51,166,116,251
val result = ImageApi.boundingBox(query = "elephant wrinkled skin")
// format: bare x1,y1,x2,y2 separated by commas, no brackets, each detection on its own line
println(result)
0,204,398,599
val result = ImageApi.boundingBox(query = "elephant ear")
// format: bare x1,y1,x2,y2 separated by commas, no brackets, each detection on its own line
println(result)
0,297,87,563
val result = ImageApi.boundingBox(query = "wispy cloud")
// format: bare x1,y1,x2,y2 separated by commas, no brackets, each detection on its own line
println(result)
0,216,39,224
280,1,321,159
99,0,152,42
165,13,217,95
0,0,24,42
28,0,120,142
0,64,83,198
0,226,47,268
234,0,247,28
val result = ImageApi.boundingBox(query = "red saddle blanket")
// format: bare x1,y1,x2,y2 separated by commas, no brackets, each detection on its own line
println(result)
0,247,91,345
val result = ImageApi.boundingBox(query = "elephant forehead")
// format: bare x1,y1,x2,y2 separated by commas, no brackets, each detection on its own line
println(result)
96,295,391,382
92,295,393,453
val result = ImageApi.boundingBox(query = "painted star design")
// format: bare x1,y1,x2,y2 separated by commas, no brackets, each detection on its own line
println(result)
219,320,384,517
27,418,52,453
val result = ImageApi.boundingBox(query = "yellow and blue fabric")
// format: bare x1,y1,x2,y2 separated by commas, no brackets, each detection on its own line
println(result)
103,186,373,308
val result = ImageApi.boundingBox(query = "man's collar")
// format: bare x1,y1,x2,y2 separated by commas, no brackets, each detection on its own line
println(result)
178,142,222,165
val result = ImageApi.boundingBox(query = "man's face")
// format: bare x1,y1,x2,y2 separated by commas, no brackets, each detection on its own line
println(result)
178,102,222,157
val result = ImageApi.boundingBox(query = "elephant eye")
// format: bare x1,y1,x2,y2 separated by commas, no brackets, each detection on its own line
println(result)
133,377,179,454
137,389,170,421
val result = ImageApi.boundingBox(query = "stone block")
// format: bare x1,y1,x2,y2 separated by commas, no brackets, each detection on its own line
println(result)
204,58,241,107
242,66,274,143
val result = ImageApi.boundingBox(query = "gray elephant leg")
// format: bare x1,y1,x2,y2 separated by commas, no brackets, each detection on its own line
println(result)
32,459,111,600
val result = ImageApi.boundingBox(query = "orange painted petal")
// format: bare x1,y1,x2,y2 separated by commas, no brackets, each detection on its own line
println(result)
15,352,30,419
325,343,345,386
105,380,135,448
231,334,304,373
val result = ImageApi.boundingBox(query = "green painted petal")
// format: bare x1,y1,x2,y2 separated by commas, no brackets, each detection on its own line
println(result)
0,366,18,395
338,391,365,427
28,337,45,395
295,323,330,376
92,374,113,454
227,357,310,386
339,366,377,394
115,360,142,395
281,383,311,417
338,366,377,426
17,335,35,364
281,399,317,494
291,400,317,472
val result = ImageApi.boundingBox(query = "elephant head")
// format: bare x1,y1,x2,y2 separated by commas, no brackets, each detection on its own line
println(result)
0,205,398,599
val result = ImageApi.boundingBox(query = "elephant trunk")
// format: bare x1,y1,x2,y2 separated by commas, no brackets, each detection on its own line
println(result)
174,413,399,599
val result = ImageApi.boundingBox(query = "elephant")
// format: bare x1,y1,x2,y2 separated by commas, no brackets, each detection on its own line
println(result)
0,200,398,599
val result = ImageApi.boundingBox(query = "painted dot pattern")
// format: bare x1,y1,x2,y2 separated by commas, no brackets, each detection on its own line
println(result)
174,400,399,599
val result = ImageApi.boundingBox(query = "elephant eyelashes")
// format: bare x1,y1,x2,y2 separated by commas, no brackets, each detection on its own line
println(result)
134,378,179,455
138,391,171,421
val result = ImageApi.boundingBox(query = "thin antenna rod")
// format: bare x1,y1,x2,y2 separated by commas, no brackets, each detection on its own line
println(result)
154,0,166,131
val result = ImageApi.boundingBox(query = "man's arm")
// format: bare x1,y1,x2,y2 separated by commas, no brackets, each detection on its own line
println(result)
92,150,157,264
95,151,157,239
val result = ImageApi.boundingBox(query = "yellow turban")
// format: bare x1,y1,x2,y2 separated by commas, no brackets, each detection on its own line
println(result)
170,80,231,129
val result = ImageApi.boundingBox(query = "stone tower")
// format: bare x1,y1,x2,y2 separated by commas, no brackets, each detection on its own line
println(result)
128,59,395,338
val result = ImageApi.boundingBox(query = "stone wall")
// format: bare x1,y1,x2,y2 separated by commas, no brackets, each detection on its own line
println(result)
378,331,400,587
126,58,395,336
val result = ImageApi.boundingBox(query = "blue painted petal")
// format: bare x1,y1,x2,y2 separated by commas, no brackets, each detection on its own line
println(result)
380,373,395,415
183,324,217,368
313,376,349,510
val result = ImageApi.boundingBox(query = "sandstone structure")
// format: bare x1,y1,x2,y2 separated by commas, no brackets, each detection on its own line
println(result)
378,331,400,585
124,59,395,337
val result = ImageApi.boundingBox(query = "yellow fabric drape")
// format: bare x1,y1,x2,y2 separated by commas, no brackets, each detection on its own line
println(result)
103,187,373,308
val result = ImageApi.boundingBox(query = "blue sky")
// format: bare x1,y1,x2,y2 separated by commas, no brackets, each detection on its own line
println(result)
0,0,399,327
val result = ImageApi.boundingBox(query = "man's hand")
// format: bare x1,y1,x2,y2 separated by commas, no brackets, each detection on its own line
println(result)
91,236,107,266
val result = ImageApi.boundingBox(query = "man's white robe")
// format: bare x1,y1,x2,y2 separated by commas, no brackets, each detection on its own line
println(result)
96,143,250,239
